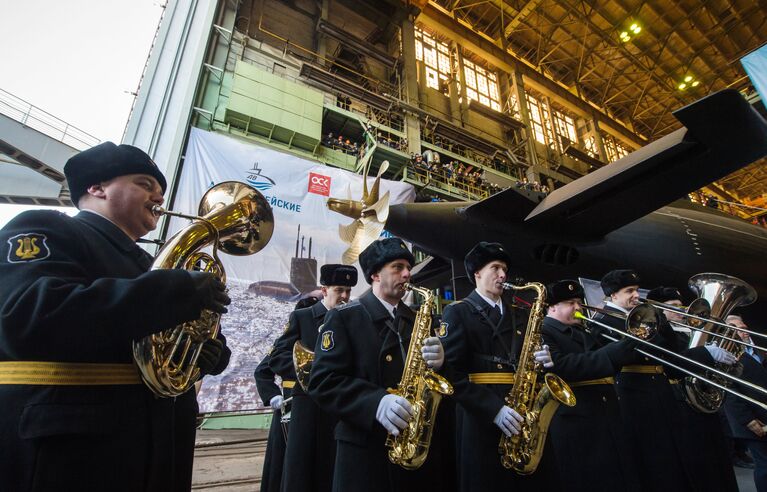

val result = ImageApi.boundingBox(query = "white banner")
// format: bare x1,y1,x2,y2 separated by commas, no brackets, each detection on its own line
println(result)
173,128,414,412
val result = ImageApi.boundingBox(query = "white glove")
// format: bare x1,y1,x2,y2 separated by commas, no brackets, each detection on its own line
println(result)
494,405,523,437
421,336,445,370
376,394,413,436
706,345,737,365
269,395,283,410
534,345,554,368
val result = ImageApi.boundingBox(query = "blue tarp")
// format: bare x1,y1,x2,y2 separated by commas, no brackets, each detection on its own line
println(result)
742,44,767,102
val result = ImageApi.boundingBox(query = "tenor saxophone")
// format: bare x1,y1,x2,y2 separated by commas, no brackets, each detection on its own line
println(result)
385,283,454,470
498,282,576,474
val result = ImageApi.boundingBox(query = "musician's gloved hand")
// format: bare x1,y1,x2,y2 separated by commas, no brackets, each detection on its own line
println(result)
189,271,231,314
534,345,554,368
706,344,737,365
494,405,523,437
421,336,445,370
376,394,413,436
269,395,283,411
198,338,225,375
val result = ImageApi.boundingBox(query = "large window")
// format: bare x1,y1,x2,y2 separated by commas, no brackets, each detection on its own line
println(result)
602,133,632,162
525,93,555,147
415,27,451,94
463,59,501,111
551,108,577,149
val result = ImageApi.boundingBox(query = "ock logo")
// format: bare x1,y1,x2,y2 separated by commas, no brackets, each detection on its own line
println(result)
308,173,331,196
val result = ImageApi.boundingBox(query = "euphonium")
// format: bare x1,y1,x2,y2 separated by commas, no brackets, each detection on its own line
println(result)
385,284,454,470
293,340,314,392
499,282,576,474
133,181,274,397
683,273,757,413
292,300,346,391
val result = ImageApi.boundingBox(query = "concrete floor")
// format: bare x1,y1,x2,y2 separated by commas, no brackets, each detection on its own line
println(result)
192,429,758,491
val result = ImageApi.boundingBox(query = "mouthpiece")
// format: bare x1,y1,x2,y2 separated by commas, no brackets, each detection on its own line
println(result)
151,205,166,217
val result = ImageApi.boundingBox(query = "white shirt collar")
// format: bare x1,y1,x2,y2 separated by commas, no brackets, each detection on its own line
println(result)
373,292,398,318
604,300,629,314
476,289,503,315
321,298,332,311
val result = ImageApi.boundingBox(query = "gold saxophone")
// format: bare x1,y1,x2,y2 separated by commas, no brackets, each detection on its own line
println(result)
386,283,454,470
133,182,274,397
498,282,576,474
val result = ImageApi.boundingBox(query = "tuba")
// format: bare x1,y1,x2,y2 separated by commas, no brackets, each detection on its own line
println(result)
499,282,576,474
385,284,454,470
133,181,274,397
683,273,757,413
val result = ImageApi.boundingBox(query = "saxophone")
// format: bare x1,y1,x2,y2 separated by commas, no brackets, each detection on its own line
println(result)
386,283,454,470
498,282,576,474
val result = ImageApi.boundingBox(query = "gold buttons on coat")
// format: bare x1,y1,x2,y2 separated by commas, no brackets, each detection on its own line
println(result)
385,354,393,362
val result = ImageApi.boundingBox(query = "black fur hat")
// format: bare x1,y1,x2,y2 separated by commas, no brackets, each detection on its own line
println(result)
547,280,585,306
320,264,358,287
464,241,511,285
64,141,167,207
646,286,683,303
359,237,415,284
600,269,640,296
294,296,320,310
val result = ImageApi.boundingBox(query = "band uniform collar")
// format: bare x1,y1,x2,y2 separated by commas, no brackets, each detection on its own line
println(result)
75,210,138,253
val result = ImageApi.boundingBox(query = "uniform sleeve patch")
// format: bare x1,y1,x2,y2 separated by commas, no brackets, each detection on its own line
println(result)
7,233,50,263
437,322,448,338
320,330,335,351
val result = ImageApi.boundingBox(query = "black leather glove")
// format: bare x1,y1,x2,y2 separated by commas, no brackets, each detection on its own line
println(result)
189,271,230,314
198,338,225,375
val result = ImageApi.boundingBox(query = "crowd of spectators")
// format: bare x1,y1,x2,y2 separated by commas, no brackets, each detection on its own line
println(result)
322,132,364,157
689,192,767,229
514,177,550,195
409,152,506,197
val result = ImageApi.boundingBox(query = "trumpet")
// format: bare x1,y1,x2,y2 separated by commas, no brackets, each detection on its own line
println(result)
574,308,767,412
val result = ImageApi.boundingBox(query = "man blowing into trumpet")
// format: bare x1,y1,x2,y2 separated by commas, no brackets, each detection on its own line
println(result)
270,263,357,492
0,142,231,492
308,238,448,492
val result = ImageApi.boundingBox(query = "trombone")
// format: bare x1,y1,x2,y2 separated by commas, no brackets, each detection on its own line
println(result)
574,307,767,412
644,298,767,348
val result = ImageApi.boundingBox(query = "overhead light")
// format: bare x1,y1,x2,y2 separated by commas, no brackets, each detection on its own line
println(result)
678,74,701,91
619,21,642,43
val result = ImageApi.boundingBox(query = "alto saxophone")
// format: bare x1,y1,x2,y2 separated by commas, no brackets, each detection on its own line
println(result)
498,282,576,474
386,283,454,470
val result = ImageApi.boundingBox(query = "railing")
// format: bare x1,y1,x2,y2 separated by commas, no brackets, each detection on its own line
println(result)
0,88,99,150
420,131,518,177
405,164,494,201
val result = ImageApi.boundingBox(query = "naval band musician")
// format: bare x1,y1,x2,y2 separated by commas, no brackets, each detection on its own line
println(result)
270,264,357,492
541,279,640,492
441,241,554,491
646,286,738,492
0,142,231,492
594,269,735,492
307,238,447,492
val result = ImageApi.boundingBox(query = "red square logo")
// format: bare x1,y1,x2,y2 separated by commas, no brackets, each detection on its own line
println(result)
308,173,331,196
